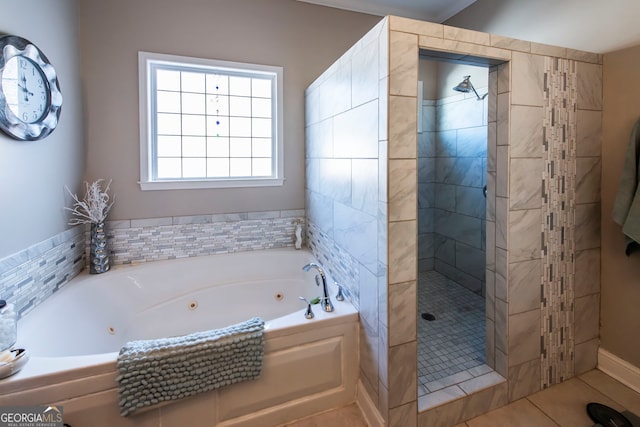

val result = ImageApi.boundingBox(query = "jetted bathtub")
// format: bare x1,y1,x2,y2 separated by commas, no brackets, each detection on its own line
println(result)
0,248,359,427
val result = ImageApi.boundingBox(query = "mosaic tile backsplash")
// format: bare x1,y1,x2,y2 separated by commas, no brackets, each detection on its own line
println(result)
306,221,359,306
1,210,303,319
541,57,578,387
104,210,305,265
0,227,85,318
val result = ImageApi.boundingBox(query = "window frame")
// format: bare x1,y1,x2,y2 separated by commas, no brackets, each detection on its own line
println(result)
138,51,284,190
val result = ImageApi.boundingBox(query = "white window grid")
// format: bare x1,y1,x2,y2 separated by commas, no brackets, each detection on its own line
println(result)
138,52,284,190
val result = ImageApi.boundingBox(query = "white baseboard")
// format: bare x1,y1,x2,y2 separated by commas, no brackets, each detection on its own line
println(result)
597,348,640,394
356,380,385,427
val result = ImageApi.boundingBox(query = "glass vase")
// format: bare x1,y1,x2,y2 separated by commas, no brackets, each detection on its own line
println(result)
90,222,110,274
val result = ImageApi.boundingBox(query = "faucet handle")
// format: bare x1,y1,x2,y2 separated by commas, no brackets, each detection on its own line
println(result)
334,282,345,301
298,297,315,319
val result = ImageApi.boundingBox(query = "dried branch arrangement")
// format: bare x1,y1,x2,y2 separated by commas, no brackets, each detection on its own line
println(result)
65,179,115,225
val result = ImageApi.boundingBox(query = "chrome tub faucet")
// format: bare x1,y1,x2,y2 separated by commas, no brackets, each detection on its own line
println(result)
302,263,334,312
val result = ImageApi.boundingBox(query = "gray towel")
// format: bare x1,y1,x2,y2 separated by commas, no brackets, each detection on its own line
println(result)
613,118,640,255
116,317,264,416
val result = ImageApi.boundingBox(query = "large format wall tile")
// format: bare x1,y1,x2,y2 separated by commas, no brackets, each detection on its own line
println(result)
390,31,418,96
319,62,352,120
575,203,601,250
435,210,483,249
576,157,601,204
306,118,333,158
508,209,541,262
437,99,486,132
352,159,380,216
389,159,417,221
576,110,602,157
510,105,543,158
508,259,542,315
388,280,417,346
388,341,417,408
510,158,543,209
333,100,380,158
334,202,378,272
389,96,418,159
507,359,541,401
389,220,417,284
436,157,484,187
306,191,334,235
508,308,541,366
576,62,602,111
319,158,352,203
574,248,600,298
457,126,488,157
352,38,379,108
511,52,544,107
574,294,600,344
456,186,485,218
389,401,417,427
361,319,380,395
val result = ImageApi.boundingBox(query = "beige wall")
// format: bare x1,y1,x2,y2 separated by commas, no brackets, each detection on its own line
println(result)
601,44,640,367
0,0,84,258
78,0,380,221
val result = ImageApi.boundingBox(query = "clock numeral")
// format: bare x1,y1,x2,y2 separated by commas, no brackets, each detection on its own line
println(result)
22,112,29,121
18,58,27,69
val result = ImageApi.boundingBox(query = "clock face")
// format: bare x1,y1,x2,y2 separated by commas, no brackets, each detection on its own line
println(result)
0,35,62,141
1,56,50,123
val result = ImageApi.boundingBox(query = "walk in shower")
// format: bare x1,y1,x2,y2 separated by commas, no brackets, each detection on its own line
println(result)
417,56,490,398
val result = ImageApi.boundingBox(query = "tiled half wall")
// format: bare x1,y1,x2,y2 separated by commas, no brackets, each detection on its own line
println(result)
0,228,85,318
0,209,304,319
103,210,304,265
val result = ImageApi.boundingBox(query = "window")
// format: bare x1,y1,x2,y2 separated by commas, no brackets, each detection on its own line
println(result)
138,52,284,190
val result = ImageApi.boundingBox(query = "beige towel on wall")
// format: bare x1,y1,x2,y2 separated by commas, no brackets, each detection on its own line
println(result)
612,118,640,255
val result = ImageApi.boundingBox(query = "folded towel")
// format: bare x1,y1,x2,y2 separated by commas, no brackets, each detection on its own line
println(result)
116,317,265,416
613,118,640,255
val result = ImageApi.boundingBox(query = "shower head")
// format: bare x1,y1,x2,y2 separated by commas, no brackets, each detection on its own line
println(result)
453,75,487,101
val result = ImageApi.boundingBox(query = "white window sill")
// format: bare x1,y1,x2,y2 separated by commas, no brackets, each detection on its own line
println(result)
139,178,285,191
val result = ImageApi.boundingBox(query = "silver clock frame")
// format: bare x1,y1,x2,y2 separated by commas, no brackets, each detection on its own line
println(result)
0,35,62,141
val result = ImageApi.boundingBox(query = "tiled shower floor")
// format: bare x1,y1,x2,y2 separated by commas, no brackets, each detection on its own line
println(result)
417,270,486,397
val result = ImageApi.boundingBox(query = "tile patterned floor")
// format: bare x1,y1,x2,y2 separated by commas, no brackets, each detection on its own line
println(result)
286,370,640,427
463,370,640,427
417,270,486,397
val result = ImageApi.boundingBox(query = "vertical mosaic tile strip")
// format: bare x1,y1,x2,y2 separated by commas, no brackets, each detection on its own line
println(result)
306,221,360,307
541,57,577,388
103,210,305,265
0,227,85,318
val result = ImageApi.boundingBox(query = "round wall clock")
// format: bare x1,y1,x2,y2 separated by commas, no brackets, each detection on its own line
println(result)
0,35,62,141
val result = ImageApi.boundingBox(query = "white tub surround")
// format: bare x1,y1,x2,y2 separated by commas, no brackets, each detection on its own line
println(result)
1,248,358,427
